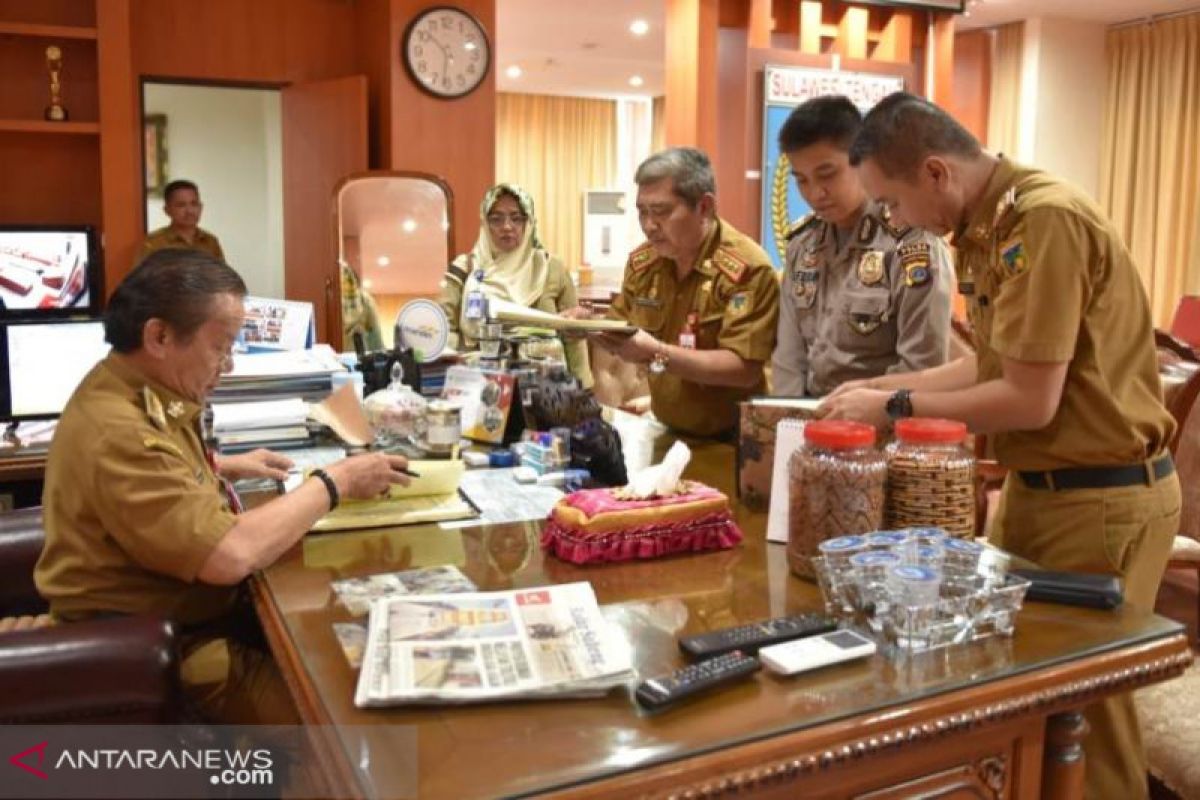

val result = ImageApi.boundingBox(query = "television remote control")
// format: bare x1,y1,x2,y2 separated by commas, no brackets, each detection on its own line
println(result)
678,612,839,659
634,650,761,711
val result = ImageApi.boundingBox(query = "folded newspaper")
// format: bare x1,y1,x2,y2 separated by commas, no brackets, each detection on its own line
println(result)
355,581,634,706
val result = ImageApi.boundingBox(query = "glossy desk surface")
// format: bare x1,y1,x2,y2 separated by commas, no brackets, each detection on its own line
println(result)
255,431,1189,800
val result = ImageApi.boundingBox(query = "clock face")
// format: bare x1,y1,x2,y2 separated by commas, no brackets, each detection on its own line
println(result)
403,7,491,99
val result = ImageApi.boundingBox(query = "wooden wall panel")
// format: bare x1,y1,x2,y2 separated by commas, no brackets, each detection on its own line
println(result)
129,0,358,84
386,0,496,257
0,0,95,27
665,0,719,153
354,0,392,170
0,134,101,224
950,29,991,143
97,0,141,290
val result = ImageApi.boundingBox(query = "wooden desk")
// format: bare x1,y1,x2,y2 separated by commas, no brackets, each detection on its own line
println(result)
253,435,1192,799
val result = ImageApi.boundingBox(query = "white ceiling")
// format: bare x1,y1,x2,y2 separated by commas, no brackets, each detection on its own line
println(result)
495,0,1197,98
957,0,1199,30
495,0,665,98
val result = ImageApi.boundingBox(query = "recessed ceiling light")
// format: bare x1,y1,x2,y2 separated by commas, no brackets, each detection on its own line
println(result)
402,218,418,233
376,256,391,267
505,65,523,79
630,19,649,36
464,41,476,51
363,278,374,290
628,75,645,88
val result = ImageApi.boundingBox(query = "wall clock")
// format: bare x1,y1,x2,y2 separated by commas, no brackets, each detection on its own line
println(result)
402,6,491,99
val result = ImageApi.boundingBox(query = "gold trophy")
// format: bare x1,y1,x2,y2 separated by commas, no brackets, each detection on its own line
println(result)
44,45,68,122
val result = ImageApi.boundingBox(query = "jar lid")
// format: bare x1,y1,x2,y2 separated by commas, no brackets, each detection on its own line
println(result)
894,418,968,444
805,420,876,449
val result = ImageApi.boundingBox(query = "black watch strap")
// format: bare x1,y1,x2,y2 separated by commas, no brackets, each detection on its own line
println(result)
886,389,914,420
311,468,340,510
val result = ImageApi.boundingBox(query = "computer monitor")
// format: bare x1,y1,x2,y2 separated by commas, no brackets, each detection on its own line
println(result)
0,319,110,422
0,225,103,318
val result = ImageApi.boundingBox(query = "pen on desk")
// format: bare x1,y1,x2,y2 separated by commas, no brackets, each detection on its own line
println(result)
400,467,421,478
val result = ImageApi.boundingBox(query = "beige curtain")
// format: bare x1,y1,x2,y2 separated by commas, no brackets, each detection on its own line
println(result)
986,23,1023,157
651,95,666,154
1100,13,1200,326
496,93,616,270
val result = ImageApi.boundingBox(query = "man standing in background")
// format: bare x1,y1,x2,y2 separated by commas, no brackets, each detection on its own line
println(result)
142,179,226,262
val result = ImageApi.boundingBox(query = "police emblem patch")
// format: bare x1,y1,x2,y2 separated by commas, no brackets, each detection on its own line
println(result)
795,269,819,309
730,292,749,315
1000,237,1028,275
857,250,885,285
898,241,932,288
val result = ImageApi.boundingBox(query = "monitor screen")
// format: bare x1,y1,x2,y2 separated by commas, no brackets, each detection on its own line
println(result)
0,319,110,422
0,226,103,317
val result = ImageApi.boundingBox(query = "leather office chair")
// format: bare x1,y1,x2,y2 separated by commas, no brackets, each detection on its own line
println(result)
0,507,180,723
1169,295,1200,350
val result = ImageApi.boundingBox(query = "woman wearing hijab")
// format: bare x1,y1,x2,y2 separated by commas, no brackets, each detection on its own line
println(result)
439,183,591,385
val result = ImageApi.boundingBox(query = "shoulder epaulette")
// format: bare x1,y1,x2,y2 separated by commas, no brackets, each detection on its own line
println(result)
712,246,749,283
784,213,818,242
627,242,656,273
445,263,468,284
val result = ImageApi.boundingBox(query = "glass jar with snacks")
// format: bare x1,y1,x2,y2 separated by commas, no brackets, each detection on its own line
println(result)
885,418,975,539
363,362,427,445
788,421,887,580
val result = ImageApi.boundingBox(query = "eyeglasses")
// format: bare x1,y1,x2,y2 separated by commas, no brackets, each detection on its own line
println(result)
486,213,528,228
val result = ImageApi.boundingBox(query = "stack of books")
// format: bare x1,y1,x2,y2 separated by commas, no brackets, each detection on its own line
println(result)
212,345,345,405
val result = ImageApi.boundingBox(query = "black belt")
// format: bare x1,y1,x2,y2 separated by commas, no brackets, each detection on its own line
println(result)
1018,454,1174,491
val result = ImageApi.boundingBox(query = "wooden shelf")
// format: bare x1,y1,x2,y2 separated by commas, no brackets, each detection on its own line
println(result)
0,21,98,40
0,119,100,134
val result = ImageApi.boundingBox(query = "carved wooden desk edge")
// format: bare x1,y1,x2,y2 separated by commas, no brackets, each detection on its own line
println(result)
249,574,362,800
547,632,1193,800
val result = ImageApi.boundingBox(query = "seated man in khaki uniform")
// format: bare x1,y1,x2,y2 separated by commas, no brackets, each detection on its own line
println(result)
822,92,1180,800
35,248,412,722
583,147,780,438
141,179,226,262
773,95,952,397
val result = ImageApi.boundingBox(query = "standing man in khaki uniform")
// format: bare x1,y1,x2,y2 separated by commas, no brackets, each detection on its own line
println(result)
141,179,226,262
583,147,779,438
822,92,1180,800
35,248,412,722
773,96,952,397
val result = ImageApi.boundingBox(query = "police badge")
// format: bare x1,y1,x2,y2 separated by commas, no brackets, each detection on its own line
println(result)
898,241,932,288
857,250,884,285
795,269,819,309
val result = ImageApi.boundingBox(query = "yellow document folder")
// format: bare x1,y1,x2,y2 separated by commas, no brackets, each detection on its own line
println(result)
310,459,476,532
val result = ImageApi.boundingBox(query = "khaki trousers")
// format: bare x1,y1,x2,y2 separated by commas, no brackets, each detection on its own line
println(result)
990,469,1181,800
180,636,301,725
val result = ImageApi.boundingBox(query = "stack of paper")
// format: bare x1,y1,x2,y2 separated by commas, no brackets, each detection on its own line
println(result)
212,344,346,404
489,298,635,334
210,398,312,450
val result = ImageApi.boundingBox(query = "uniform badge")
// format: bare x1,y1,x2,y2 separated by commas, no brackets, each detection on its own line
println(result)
857,250,885,285
802,250,819,269
993,186,1017,228
730,292,749,315
633,297,662,309
898,242,933,288
958,281,976,296
142,387,167,431
1000,237,1028,276
795,269,819,309
167,400,185,419
856,215,879,245
628,243,656,272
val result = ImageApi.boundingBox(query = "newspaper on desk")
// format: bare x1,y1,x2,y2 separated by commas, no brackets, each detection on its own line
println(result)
354,581,634,706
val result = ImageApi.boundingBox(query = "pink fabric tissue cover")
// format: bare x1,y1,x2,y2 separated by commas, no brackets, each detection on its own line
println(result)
541,481,743,564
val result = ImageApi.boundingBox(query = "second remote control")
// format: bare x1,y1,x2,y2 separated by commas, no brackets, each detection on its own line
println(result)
634,650,761,710
679,613,838,659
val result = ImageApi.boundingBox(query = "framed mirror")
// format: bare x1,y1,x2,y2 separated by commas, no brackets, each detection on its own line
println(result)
335,171,453,351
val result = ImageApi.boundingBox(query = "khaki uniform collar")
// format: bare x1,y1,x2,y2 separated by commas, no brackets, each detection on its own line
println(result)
155,226,214,247
953,156,1019,249
689,217,724,278
103,353,204,432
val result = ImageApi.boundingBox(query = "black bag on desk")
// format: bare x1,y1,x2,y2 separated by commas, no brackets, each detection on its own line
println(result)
570,417,627,488
354,333,421,396
1010,569,1124,609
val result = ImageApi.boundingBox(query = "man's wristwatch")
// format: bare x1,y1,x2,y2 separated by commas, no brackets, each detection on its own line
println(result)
885,389,914,420
649,341,669,374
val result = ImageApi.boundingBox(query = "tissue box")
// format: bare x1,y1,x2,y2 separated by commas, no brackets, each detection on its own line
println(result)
540,481,743,564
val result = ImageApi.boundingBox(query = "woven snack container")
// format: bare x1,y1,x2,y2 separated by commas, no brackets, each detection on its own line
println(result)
788,421,887,580
885,418,975,539
541,482,743,564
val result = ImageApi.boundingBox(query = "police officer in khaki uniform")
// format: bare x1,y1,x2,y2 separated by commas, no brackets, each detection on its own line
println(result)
35,248,412,722
141,179,225,262
823,93,1180,800
773,96,952,397
586,147,779,438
